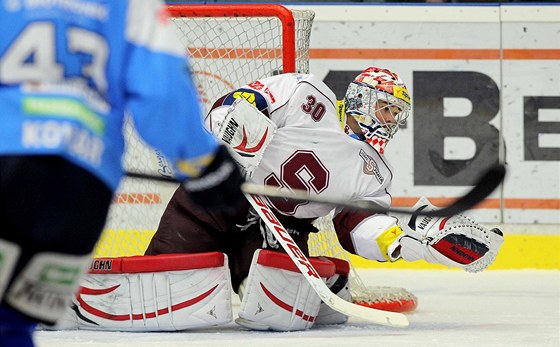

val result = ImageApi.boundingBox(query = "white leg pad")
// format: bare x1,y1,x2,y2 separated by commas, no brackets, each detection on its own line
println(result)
315,257,350,325
52,252,233,331
236,249,335,331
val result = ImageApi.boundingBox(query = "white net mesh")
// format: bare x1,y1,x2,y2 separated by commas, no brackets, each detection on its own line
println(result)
171,10,313,115
311,215,417,310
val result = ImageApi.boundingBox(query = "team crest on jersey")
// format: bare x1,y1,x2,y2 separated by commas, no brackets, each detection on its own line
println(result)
359,149,384,184
224,88,269,117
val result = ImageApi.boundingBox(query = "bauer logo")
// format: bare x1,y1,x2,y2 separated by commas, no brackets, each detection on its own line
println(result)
250,194,321,279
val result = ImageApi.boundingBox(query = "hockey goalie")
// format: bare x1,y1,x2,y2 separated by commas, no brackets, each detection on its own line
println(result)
54,67,504,332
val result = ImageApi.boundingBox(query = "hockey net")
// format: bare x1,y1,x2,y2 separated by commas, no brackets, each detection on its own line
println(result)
310,215,417,313
94,4,416,314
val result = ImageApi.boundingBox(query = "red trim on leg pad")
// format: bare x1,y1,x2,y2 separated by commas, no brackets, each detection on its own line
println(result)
88,252,226,274
256,249,335,277
260,283,316,322
317,256,350,276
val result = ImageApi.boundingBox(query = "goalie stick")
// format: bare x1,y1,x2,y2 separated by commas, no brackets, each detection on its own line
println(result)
125,164,506,217
244,193,409,328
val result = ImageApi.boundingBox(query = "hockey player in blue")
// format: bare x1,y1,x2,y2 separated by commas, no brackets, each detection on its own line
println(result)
0,1,244,346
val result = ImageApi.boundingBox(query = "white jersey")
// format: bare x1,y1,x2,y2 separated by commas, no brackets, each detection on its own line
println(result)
207,73,394,220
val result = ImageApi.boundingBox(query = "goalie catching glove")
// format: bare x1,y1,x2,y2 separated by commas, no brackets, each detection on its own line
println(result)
396,197,504,272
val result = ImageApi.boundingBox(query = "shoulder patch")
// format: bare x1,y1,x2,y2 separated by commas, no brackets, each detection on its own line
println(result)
359,149,384,184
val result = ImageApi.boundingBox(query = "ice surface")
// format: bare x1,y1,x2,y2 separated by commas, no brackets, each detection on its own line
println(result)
34,269,560,347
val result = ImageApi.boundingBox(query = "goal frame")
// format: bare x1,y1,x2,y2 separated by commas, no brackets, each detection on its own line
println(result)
167,4,300,73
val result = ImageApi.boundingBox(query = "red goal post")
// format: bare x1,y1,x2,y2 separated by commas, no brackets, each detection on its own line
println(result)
167,4,302,74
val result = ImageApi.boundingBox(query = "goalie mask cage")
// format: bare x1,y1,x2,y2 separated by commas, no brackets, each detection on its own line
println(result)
96,4,416,314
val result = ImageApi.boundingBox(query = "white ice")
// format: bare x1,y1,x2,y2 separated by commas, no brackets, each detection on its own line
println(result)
34,269,560,347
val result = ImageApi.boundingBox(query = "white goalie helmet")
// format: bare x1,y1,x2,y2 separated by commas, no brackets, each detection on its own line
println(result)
344,67,411,154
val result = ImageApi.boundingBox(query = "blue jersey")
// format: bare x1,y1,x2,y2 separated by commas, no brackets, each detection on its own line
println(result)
0,0,218,190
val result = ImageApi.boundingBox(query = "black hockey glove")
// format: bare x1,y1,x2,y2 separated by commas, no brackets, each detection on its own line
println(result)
182,145,245,210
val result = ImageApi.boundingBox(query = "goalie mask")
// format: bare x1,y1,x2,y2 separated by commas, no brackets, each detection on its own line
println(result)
344,67,411,154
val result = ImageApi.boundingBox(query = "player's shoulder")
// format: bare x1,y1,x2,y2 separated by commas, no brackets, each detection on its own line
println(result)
260,73,334,97
294,74,336,100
